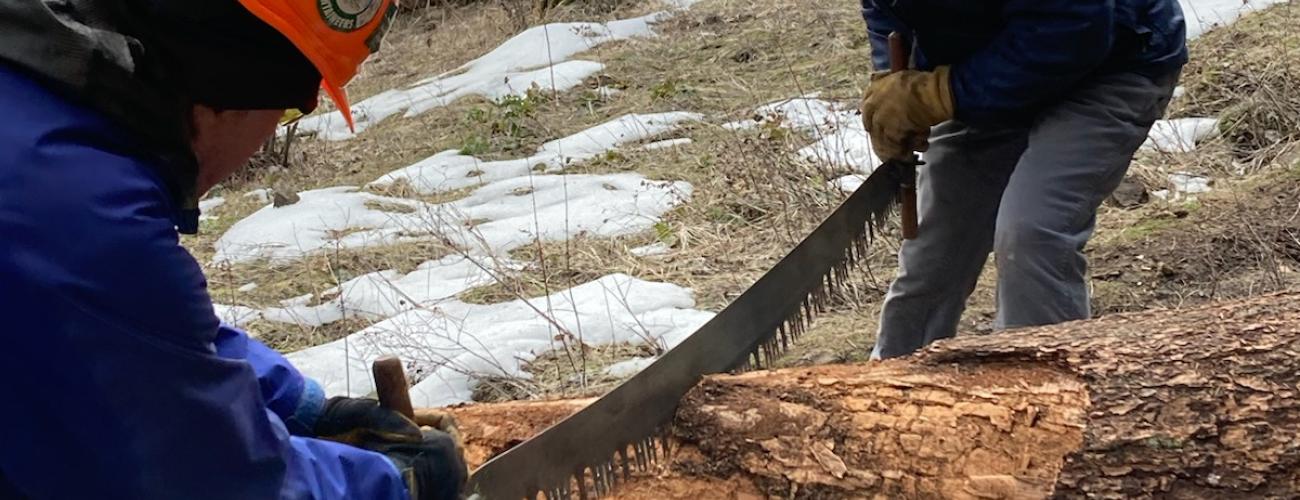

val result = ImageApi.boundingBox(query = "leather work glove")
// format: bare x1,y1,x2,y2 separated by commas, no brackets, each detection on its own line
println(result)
413,408,464,448
860,65,955,161
361,429,469,500
313,396,423,445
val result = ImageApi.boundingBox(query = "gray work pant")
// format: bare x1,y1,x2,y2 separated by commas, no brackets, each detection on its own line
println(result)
871,70,1180,359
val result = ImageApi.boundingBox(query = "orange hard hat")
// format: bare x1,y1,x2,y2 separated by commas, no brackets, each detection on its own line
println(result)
236,0,396,131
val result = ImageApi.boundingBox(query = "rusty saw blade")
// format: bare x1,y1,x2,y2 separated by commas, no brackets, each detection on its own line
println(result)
467,160,910,499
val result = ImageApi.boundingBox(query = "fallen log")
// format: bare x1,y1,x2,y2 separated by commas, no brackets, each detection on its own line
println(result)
648,291,1300,498
437,292,1300,498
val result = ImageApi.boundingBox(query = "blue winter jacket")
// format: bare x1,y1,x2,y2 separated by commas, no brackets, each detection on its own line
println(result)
861,0,1189,124
0,63,408,499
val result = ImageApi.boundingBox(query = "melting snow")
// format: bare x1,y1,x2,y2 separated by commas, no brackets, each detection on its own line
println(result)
217,256,504,327
371,112,700,194
294,9,693,140
1180,0,1287,39
213,187,424,264
214,304,262,328
198,196,225,221
1169,172,1213,195
642,138,693,150
286,274,715,406
1142,118,1219,153
199,196,225,212
244,188,273,204
214,174,690,265
604,357,658,378
757,98,880,173
629,241,672,257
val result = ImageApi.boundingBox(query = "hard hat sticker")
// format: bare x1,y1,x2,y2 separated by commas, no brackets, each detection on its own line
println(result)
317,0,383,32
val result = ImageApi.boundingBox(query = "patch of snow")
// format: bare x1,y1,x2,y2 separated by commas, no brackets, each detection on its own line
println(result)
659,0,703,9
832,174,866,194
594,86,623,98
280,293,315,308
642,138,693,150
291,255,503,324
237,282,258,293
750,98,880,174
630,241,671,257
244,188,273,204
1169,172,1213,196
214,174,691,264
721,119,759,131
286,274,715,406
213,186,425,264
294,10,694,140
214,304,262,328
1143,118,1219,153
604,357,657,378
199,197,226,212
199,197,226,221
1180,0,1287,40
450,173,692,253
371,112,700,195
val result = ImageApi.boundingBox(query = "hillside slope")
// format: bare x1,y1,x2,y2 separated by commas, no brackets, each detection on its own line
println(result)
183,0,1300,406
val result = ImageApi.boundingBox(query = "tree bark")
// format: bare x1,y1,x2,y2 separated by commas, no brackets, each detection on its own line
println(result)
437,292,1300,498
642,291,1300,499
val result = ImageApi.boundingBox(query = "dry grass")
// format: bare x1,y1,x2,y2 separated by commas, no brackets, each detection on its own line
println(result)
1171,1,1300,169
474,342,657,402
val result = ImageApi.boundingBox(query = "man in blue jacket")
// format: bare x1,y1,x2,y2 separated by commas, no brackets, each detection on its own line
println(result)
859,1,1188,358
0,1,465,498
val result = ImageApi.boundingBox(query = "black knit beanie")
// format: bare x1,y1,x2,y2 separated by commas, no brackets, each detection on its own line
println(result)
138,0,323,113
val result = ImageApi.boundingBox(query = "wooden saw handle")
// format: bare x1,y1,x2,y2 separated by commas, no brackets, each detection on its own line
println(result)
373,356,416,420
888,32,909,73
888,32,919,240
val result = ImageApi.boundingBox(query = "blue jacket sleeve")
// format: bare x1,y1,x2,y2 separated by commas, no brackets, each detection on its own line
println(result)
0,63,405,500
215,324,326,436
949,0,1115,124
860,0,909,72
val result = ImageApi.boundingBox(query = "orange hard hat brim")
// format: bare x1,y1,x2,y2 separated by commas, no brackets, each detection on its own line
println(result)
237,0,361,132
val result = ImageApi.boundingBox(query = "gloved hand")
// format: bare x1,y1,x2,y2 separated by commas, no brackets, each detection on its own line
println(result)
313,396,422,445
414,408,463,447
361,429,469,500
860,65,955,161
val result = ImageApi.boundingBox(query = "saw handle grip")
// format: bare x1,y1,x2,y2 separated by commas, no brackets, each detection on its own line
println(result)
887,32,919,240
373,356,416,421
888,32,909,73
900,175,918,238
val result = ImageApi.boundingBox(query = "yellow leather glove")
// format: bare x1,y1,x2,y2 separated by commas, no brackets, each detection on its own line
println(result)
860,65,955,161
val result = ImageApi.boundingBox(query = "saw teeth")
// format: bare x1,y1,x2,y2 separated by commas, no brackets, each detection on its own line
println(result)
487,173,901,499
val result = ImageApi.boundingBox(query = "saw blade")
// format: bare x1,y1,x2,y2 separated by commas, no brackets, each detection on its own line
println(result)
467,161,908,499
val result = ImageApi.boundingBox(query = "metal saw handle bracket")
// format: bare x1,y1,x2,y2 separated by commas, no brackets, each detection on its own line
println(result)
888,32,920,240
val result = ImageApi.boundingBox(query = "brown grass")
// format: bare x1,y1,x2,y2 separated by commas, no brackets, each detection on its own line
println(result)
1172,1,1300,169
